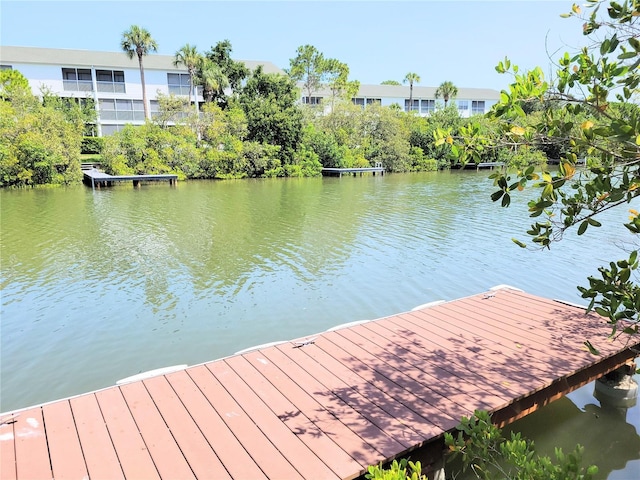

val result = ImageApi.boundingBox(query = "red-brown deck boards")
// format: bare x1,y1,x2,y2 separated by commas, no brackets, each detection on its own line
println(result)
142,375,231,480
406,306,576,378
3,287,639,480
206,360,338,479
330,327,493,418
95,387,161,479
165,370,267,480
0,418,16,480
303,336,448,437
263,344,407,461
275,342,421,452
70,393,124,479
12,407,51,479
343,323,502,411
360,319,517,402
318,330,460,429
451,295,603,354
42,400,89,479
119,381,196,479
187,364,304,480
225,354,363,479
380,312,537,401
244,347,385,468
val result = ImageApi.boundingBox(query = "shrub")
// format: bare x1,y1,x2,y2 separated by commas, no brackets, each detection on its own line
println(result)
81,136,104,154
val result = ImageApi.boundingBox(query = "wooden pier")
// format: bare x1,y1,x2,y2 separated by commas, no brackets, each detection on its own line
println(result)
459,161,505,170
1,286,638,479
322,164,385,177
83,168,177,188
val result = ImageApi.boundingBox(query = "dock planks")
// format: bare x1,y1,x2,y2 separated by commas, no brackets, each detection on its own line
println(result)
1,286,639,479
83,169,177,188
321,167,385,177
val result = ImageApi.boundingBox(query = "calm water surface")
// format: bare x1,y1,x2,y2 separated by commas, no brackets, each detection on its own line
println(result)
1,171,639,478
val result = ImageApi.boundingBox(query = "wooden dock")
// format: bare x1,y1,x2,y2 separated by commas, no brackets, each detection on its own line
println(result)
459,161,505,170
322,165,385,177
83,168,178,188
1,286,638,479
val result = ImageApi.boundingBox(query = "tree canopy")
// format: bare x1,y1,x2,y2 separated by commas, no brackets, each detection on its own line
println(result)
437,0,640,346
287,44,326,101
173,43,201,115
121,25,158,120
435,80,458,107
202,40,248,107
403,73,421,111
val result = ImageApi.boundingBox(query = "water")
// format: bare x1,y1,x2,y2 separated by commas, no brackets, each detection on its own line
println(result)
1,171,639,478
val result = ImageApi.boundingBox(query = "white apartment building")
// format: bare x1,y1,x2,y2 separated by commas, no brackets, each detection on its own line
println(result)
0,46,283,136
1,46,500,136
305,83,500,117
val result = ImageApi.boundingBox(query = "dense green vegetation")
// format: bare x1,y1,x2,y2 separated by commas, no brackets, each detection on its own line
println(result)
438,0,640,348
0,35,561,187
0,70,90,187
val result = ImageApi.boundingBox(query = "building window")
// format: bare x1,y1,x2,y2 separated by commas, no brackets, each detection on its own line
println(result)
302,96,322,105
352,98,381,109
472,100,485,115
167,73,191,95
62,68,93,92
99,98,145,121
149,100,161,119
96,69,125,93
458,100,469,112
421,99,435,114
404,99,419,112
101,124,124,136
0,65,12,70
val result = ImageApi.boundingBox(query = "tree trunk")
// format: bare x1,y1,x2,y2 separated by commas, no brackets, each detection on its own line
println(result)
409,83,413,112
138,54,150,120
189,69,198,116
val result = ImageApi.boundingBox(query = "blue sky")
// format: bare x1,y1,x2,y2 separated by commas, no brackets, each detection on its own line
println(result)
1,1,590,91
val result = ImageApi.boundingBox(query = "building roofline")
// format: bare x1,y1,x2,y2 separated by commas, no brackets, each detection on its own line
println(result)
0,45,285,75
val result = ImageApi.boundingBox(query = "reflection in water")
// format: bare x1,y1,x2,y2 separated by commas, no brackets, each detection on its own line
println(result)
503,378,640,480
2,172,640,478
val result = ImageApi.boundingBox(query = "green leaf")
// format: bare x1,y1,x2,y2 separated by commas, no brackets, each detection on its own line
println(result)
491,190,504,202
618,51,638,60
578,220,589,235
620,267,631,283
584,340,600,355
512,238,527,248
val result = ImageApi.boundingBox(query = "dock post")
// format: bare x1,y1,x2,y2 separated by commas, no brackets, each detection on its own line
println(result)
594,363,638,408
133,180,140,188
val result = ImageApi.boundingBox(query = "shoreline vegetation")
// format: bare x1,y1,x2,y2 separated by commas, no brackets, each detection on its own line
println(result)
1,37,578,189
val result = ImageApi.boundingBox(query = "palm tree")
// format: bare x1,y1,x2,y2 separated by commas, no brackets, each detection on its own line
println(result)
199,59,229,104
174,44,201,115
435,81,459,107
403,73,421,112
121,25,158,120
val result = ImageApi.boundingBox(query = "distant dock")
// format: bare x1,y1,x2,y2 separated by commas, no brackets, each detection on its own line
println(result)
322,163,385,177
459,161,505,170
82,165,177,188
